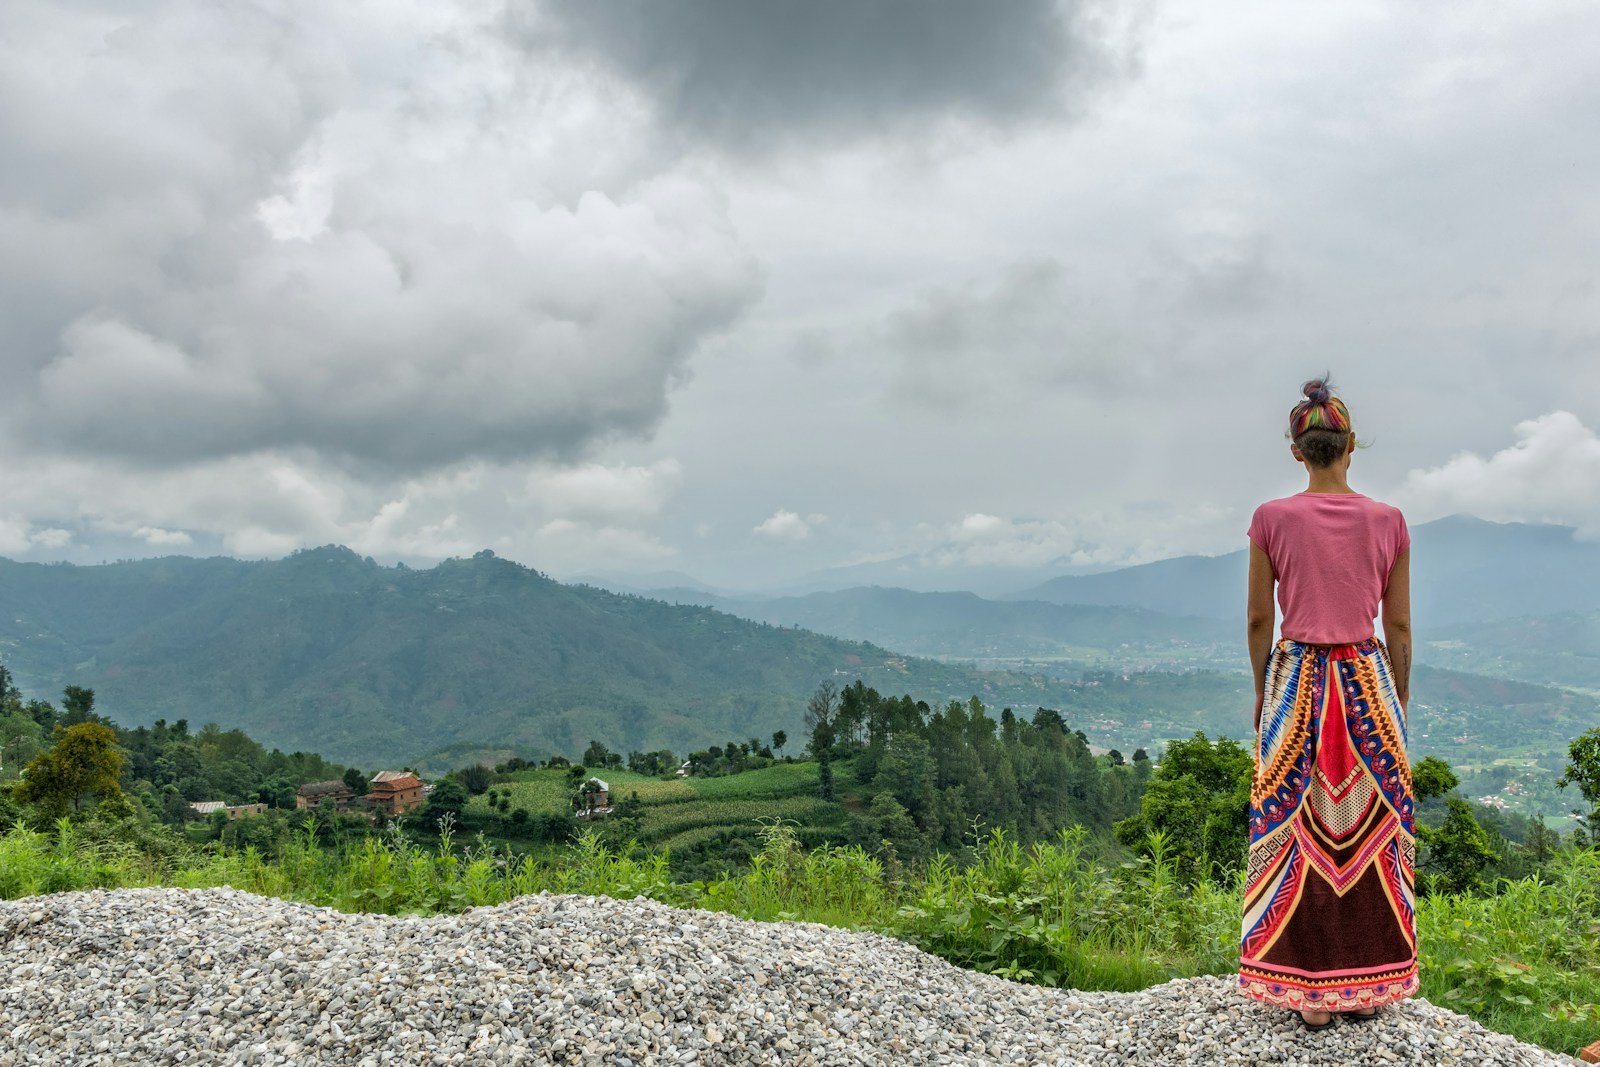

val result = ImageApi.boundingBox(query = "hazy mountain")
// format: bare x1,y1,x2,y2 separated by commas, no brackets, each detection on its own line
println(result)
1010,517,1600,628
1428,610,1600,690
566,569,727,598
1,548,1032,769
783,553,1111,598
646,586,1232,661
2,533,1589,778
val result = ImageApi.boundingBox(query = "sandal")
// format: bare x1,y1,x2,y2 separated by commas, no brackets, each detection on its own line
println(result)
1340,1007,1380,1023
1295,1010,1336,1031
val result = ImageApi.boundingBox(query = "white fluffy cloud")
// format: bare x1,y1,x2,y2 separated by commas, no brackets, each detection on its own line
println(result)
1398,411,1600,536
914,506,1239,571
0,450,685,569
0,0,758,471
753,509,825,542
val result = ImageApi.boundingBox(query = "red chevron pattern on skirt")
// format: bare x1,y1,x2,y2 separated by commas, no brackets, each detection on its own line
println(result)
1238,637,1418,1010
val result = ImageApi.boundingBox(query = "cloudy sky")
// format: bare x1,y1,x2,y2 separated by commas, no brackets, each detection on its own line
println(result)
3,0,1599,590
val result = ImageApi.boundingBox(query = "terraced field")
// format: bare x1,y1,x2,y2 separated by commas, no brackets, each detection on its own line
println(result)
469,762,841,860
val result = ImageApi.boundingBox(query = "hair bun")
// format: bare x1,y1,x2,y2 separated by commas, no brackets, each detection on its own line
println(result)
1302,378,1332,404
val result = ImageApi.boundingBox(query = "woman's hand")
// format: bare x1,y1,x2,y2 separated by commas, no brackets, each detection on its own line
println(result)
1253,691,1265,735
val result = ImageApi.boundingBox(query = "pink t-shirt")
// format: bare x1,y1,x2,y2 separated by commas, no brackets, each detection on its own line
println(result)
1246,492,1410,645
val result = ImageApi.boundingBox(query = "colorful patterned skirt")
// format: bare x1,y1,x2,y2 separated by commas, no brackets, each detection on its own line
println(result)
1238,636,1418,1011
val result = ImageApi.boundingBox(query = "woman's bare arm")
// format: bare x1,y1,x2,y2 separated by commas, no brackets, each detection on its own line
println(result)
1247,543,1276,732
1382,548,1412,711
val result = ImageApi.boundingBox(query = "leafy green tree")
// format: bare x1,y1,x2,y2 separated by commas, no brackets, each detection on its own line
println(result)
342,767,370,796
457,764,492,794
60,686,100,726
531,810,578,844
26,699,58,732
1524,818,1562,867
1557,727,1600,838
1114,732,1252,884
581,741,621,770
1419,797,1500,895
423,778,469,825
771,730,787,758
1413,756,1459,802
862,792,919,854
16,722,125,815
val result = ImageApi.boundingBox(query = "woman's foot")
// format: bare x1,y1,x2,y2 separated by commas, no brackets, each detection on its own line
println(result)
1296,1009,1336,1030
1341,1007,1380,1022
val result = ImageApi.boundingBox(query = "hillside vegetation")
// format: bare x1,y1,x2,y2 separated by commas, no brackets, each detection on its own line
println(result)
1,549,1009,767
3,537,1594,788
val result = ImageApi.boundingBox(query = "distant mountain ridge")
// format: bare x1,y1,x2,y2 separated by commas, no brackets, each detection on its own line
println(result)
646,586,1231,660
0,548,1019,768
0,550,1299,771
1009,516,1600,627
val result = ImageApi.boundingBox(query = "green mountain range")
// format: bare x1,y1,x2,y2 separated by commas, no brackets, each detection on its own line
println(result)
1,548,1000,768
2,529,1591,789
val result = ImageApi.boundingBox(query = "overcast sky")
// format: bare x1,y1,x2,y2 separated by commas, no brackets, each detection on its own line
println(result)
3,0,1599,590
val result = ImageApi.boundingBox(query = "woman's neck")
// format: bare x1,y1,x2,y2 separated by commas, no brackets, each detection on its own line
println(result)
1304,465,1354,494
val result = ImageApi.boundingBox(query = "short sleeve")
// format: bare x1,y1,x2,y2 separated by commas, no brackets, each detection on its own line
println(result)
1393,507,1411,556
1247,504,1271,553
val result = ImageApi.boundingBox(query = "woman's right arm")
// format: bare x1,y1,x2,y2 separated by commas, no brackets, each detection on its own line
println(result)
1382,548,1412,713
1247,543,1276,732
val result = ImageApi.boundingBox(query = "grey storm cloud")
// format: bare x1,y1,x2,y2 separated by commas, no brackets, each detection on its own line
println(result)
882,259,1146,408
0,1,760,472
526,0,1143,150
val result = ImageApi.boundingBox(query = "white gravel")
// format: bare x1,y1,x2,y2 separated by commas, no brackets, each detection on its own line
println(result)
0,887,1580,1065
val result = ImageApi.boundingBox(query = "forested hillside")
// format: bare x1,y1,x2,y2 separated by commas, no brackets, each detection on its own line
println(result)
3,544,1592,787
1,549,1015,767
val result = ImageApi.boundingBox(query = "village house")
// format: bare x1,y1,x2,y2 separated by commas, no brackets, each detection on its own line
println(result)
189,801,269,820
295,780,356,811
365,770,425,815
574,777,611,818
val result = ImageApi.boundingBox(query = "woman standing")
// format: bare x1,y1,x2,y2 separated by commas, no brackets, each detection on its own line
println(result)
1237,379,1417,1029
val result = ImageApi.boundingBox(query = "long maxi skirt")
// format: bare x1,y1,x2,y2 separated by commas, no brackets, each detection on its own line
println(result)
1238,636,1418,1011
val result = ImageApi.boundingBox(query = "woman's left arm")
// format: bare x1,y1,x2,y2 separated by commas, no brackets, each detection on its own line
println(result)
1247,544,1276,732
1382,549,1412,712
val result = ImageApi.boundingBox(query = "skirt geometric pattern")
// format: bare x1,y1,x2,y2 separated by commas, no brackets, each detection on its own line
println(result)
1238,636,1418,1011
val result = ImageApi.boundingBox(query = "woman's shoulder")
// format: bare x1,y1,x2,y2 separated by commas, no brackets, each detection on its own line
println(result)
1357,494,1408,525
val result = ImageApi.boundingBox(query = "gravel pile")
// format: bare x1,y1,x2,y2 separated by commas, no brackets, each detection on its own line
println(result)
0,887,1579,1066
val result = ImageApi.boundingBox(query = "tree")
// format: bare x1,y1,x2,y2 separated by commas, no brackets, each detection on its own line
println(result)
342,767,370,796
457,764,492,794
60,686,99,726
423,778,469,825
804,682,838,737
1557,727,1600,837
1419,797,1499,895
582,740,621,770
1114,732,1252,884
16,723,125,816
1413,756,1459,802
771,730,787,758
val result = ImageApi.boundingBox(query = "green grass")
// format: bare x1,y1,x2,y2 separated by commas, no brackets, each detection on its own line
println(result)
682,762,818,799
486,768,696,811
474,764,831,852
2,814,1595,1058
